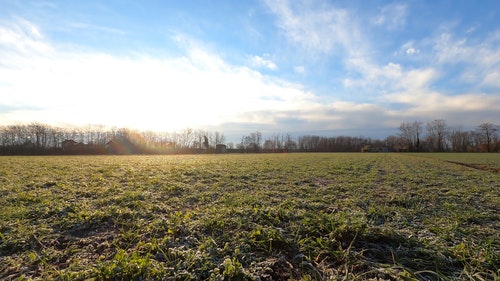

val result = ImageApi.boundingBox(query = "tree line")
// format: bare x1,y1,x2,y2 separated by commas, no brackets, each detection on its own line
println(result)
0,124,226,155
396,120,498,152
0,120,498,155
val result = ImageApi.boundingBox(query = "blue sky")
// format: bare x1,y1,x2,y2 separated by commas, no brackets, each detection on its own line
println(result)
1,0,499,139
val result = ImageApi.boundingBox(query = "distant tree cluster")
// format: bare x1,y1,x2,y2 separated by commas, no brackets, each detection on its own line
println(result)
396,120,499,152
236,121,499,153
0,120,498,155
0,123,225,155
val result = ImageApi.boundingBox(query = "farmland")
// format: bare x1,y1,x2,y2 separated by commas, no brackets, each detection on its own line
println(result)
0,153,499,280
411,153,500,173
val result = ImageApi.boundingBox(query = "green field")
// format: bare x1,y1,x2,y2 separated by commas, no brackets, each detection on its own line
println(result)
1,153,499,280
410,153,500,173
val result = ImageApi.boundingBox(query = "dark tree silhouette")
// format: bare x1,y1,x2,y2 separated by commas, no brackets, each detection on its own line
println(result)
476,123,498,152
203,136,209,149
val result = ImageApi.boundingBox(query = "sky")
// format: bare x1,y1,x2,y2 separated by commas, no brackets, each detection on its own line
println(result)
1,0,499,140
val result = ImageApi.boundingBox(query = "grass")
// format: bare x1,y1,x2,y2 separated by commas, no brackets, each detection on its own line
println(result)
411,153,500,173
0,153,499,280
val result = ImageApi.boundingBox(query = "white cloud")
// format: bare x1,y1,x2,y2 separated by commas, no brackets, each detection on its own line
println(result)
381,65,500,125
383,63,403,79
373,3,407,30
1,18,395,136
465,26,476,34
482,72,500,88
67,21,127,35
0,19,319,131
434,33,469,63
0,18,52,54
1,17,498,138
342,59,406,90
250,55,277,70
396,41,420,56
262,0,361,55
390,91,500,118
340,56,498,126
406,48,419,55
433,31,500,86
294,66,305,74
397,68,438,91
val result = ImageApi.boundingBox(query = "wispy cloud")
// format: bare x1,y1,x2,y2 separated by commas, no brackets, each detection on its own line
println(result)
0,18,52,54
401,41,420,55
262,0,361,55
380,64,500,125
32,1,58,9
293,66,305,74
373,3,407,30
482,72,500,88
342,51,499,127
67,21,127,35
250,55,277,70
433,30,500,86
262,0,499,129
261,0,377,94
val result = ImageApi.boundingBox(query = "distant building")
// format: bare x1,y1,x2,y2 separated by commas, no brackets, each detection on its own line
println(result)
216,144,227,153
105,137,139,154
61,139,78,151
362,145,390,152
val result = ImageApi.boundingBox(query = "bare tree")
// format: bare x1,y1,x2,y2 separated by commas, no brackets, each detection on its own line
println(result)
262,139,272,151
241,131,262,152
214,131,226,146
284,133,296,151
449,128,472,152
399,121,423,152
203,135,209,149
384,135,404,152
426,120,449,152
176,128,195,149
28,122,51,150
476,123,498,152
193,129,208,149
263,134,285,152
